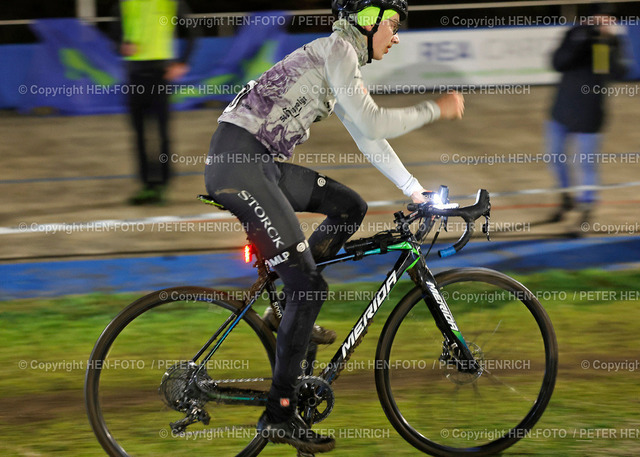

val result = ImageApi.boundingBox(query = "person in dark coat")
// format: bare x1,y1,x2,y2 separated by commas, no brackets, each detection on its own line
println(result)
547,3,628,231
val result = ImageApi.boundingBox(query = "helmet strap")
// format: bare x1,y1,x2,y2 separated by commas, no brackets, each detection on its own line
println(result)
348,8,386,64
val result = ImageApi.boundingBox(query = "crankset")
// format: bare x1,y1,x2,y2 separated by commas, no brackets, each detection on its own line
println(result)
296,376,335,425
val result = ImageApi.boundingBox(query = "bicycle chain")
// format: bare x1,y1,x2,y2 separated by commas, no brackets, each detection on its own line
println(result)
209,377,272,384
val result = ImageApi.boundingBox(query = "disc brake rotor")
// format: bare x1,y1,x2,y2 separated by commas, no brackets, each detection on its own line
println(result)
444,342,485,385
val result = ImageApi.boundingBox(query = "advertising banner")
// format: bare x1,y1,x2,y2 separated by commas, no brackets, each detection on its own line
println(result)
6,21,638,114
360,26,569,91
20,18,125,114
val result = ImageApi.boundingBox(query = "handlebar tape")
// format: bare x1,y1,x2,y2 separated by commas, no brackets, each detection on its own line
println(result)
407,189,490,257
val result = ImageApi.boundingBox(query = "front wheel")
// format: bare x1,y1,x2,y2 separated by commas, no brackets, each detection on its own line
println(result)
375,268,558,456
85,286,276,457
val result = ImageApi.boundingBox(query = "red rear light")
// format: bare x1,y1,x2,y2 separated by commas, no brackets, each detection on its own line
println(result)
244,244,253,263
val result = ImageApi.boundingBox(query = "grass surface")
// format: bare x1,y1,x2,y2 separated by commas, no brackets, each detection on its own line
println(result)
1,269,640,456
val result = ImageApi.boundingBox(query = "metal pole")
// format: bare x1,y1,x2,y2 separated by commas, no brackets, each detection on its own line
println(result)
76,0,97,21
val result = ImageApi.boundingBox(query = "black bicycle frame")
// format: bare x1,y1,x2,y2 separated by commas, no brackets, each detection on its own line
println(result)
193,240,478,395
316,245,477,383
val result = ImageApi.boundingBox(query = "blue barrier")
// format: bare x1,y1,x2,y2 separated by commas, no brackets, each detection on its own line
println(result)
1,236,638,300
4,15,296,114
625,22,640,79
0,44,36,109
3,20,639,113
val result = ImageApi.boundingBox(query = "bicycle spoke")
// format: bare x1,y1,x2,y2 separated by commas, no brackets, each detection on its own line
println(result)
474,319,503,352
376,269,557,455
86,289,274,457
481,369,535,404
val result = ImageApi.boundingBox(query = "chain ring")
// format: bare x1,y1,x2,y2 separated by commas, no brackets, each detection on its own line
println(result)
295,376,335,424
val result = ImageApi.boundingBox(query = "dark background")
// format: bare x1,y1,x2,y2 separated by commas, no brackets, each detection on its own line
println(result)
5,1,637,44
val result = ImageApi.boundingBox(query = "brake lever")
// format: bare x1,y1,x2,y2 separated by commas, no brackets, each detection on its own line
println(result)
482,214,491,241
439,215,448,232
438,186,449,231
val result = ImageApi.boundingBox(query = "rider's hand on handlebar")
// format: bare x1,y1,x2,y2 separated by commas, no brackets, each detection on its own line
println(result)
410,189,435,204
435,92,465,120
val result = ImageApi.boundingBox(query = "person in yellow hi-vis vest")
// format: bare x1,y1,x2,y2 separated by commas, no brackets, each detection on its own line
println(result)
116,0,197,205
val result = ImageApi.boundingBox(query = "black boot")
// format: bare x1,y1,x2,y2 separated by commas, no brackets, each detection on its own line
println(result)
549,192,574,223
263,306,336,345
257,411,335,453
567,203,593,238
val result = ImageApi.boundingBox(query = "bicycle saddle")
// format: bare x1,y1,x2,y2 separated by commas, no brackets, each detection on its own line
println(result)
197,194,227,210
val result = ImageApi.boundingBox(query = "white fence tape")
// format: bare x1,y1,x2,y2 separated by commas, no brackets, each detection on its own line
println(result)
2,181,639,236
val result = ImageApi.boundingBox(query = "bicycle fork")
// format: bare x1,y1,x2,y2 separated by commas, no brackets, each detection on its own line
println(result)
409,262,481,374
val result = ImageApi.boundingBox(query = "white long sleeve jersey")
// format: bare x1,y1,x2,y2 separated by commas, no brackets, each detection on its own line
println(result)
217,23,440,197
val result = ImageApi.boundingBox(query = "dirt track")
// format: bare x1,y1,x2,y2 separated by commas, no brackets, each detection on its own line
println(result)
1,85,639,261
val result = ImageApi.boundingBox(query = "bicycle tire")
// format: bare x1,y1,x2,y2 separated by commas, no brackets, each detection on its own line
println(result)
85,286,276,457
375,268,558,456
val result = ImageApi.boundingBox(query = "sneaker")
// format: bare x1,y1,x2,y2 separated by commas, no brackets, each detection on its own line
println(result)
263,307,336,345
257,411,335,454
129,185,166,205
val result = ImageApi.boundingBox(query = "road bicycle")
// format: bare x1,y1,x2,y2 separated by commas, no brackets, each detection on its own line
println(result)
85,186,558,457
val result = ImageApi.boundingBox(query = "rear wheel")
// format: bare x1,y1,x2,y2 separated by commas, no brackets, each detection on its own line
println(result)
85,287,276,457
375,268,558,456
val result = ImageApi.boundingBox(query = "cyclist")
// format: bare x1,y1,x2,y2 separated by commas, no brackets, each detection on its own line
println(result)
204,0,464,452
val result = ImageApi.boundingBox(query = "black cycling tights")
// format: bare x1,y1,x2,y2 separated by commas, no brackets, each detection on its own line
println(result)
205,122,367,422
